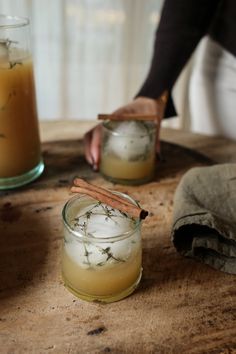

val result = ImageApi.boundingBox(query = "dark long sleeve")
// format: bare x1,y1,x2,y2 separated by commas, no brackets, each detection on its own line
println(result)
136,0,221,117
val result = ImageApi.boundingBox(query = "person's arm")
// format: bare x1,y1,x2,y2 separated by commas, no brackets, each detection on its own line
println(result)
84,0,222,168
136,0,221,117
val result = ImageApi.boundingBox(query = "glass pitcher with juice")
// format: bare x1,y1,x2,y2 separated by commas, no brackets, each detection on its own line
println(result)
0,15,44,189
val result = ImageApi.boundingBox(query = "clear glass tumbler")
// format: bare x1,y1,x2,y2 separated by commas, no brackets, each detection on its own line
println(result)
100,120,157,185
0,15,44,190
62,192,142,303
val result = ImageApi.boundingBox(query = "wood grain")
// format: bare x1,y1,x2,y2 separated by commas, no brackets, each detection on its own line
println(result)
0,135,235,354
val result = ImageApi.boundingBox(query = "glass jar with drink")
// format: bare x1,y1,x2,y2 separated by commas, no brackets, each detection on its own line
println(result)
62,179,148,303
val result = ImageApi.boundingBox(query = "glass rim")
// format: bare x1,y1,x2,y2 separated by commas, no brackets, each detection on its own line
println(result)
62,191,141,242
102,120,157,137
0,14,29,29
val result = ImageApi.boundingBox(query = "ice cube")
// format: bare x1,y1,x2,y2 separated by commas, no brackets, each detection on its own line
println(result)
65,202,138,267
106,121,151,160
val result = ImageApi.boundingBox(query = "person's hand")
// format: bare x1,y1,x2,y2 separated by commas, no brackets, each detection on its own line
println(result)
84,96,166,170
84,123,102,171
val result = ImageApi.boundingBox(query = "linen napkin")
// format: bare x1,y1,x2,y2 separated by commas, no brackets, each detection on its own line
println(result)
171,163,236,274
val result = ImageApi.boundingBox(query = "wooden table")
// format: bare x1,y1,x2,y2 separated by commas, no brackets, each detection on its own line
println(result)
0,121,236,354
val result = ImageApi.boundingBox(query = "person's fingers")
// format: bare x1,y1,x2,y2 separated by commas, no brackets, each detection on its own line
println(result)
112,106,136,115
84,130,94,166
156,138,161,154
155,121,162,160
113,98,159,116
90,125,102,171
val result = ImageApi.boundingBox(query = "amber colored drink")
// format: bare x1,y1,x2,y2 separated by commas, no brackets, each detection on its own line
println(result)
100,152,155,181
100,120,157,185
0,57,41,178
62,193,142,303
62,247,142,298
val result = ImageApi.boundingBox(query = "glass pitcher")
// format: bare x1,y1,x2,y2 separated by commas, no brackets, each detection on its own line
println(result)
0,15,44,189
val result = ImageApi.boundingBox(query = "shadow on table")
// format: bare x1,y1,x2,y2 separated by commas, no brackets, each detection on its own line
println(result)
0,201,50,303
138,242,218,295
34,139,213,190
155,141,213,182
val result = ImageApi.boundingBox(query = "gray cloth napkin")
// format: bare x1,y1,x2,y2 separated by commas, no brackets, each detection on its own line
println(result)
171,163,236,274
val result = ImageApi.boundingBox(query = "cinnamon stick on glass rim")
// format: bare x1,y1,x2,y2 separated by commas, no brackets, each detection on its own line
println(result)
98,113,159,121
71,178,148,220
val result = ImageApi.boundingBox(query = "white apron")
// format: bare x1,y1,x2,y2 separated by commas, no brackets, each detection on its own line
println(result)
189,37,236,140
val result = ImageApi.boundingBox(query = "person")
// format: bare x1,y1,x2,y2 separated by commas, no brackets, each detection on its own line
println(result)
85,0,236,171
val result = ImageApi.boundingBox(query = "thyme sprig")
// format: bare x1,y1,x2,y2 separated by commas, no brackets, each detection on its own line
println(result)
96,246,125,267
73,202,129,232
0,39,21,120
0,38,16,49
0,38,22,70
73,202,128,267
0,90,16,112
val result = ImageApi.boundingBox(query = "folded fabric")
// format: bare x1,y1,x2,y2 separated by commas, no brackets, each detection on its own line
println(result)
171,163,236,274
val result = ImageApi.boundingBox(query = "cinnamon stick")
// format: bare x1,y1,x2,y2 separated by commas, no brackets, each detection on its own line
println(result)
98,113,158,121
71,178,148,220
74,178,136,207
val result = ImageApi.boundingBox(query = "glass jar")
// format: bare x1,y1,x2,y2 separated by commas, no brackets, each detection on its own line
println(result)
0,15,44,190
100,120,157,185
62,192,142,303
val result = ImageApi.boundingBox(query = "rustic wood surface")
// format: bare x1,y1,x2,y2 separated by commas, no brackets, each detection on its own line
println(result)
0,121,235,354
